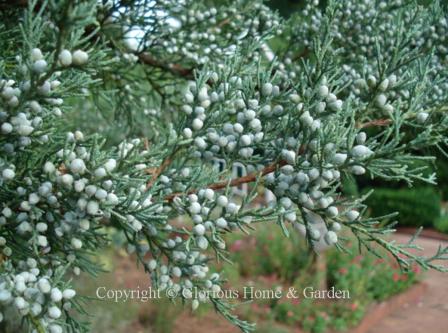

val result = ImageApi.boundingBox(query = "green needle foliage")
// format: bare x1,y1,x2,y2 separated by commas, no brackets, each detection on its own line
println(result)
0,0,448,332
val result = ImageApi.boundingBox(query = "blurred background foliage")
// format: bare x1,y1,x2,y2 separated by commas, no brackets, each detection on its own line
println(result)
264,0,448,16
74,223,420,333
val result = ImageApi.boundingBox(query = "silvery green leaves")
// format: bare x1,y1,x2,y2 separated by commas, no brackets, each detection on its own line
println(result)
113,0,281,68
176,53,370,255
287,0,448,111
0,262,77,333
2,0,448,332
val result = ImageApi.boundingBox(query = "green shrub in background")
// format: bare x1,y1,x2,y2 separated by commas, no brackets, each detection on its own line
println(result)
365,187,441,228
224,225,420,333
435,215,448,234
406,155,448,201
226,222,313,283
435,158,448,200
341,174,359,198
327,245,419,302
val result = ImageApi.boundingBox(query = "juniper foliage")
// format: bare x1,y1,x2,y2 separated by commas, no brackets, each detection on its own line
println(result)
0,0,448,332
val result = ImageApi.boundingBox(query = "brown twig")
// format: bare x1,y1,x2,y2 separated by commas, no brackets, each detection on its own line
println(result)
164,160,287,201
164,145,308,201
217,18,231,28
138,53,193,78
143,137,150,150
146,156,174,190
357,118,392,129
